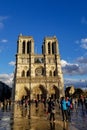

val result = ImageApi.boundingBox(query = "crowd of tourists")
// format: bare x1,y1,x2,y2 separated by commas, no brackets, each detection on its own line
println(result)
16,94,87,122
0,98,12,111
0,95,87,123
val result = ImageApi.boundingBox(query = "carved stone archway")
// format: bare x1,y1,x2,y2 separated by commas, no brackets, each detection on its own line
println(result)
17,86,28,100
48,85,59,99
32,85,47,100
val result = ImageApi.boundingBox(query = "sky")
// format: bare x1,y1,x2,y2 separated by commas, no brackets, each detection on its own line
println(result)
0,0,87,89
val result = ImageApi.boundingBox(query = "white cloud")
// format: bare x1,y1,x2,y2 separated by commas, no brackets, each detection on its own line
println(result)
61,59,87,75
77,56,87,63
61,60,68,67
81,38,87,43
81,43,87,49
75,38,87,50
0,39,8,43
0,73,13,87
1,39,8,43
64,78,87,88
9,61,15,66
81,38,87,49
0,16,8,29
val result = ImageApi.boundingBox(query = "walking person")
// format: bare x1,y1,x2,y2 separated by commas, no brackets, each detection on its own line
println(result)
8,99,11,110
74,98,78,111
42,98,46,111
80,95,84,110
3,98,8,111
66,97,71,115
47,98,55,122
84,96,87,111
35,99,39,110
60,97,68,121
66,97,72,121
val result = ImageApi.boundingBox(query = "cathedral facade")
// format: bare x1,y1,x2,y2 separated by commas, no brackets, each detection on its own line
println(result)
14,34,64,101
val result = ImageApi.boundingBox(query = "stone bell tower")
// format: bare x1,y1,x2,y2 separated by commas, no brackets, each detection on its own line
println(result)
42,36,64,96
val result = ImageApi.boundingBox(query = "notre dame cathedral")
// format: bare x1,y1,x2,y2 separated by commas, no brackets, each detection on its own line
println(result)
13,34,64,101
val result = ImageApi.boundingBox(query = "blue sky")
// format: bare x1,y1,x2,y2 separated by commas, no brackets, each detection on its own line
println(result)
0,0,87,88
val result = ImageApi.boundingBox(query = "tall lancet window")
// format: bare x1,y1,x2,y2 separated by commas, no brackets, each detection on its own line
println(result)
52,42,56,54
26,70,30,77
22,41,25,54
21,70,25,77
27,41,31,54
48,42,51,54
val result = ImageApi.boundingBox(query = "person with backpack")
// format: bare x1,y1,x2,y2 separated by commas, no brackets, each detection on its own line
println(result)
60,97,68,121
66,97,71,116
84,96,87,110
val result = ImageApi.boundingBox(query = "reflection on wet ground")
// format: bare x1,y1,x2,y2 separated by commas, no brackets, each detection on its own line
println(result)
0,103,87,130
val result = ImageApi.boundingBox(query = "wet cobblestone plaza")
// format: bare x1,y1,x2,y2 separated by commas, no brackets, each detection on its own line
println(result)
0,103,87,130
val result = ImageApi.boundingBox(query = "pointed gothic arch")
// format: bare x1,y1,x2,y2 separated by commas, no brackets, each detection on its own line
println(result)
32,85,47,100
22,40,26,54
52,42,56,54
49,70,52,76
27,40,31,54
48,85,60,99
21,70,25,77
26,70,30,77
48,42,51,54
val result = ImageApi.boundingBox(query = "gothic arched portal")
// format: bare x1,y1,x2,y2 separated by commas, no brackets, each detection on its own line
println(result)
48,85,59,99
17,85,60,101
17,86,29,100
32,85,47,100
